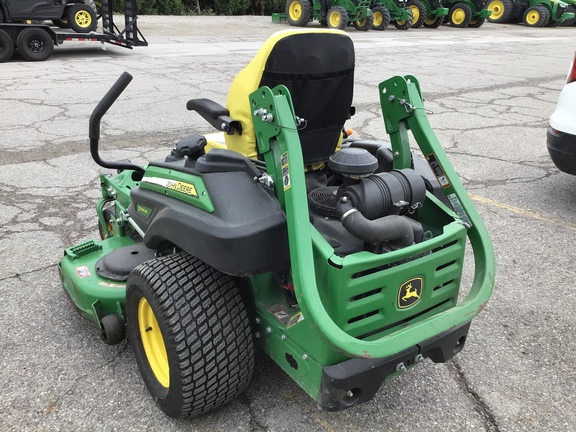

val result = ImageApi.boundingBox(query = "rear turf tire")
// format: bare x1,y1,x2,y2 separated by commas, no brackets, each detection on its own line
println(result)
126,252,254,418
67,3,97,33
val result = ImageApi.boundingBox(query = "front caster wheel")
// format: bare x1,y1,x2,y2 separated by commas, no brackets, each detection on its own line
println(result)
126,252,254,418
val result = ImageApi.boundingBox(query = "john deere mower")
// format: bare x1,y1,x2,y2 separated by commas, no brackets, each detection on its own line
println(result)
59,29,495,417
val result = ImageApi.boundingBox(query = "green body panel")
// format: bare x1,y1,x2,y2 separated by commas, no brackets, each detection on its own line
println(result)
139,165,215,213
58,236,135,325
249,77,494,365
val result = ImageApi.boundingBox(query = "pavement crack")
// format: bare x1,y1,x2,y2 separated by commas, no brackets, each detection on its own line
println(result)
238,392,268,432
447,359,501,432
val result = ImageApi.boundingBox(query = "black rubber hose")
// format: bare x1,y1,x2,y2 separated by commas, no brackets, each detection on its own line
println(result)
336,199,414,247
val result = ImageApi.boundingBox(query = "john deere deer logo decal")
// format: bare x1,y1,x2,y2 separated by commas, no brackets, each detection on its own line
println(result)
398,278,423,309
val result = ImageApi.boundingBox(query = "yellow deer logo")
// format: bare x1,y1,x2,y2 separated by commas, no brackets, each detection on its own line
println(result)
402,283,420,302
398,278,423,309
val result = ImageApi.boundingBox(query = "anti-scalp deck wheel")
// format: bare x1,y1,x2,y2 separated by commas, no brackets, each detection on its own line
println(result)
126,252,254,418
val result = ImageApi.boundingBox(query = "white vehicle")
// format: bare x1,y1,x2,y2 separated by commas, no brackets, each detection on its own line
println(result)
547,52,576,175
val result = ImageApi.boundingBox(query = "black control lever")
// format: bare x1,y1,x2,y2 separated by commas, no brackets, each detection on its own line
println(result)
89,72,145,175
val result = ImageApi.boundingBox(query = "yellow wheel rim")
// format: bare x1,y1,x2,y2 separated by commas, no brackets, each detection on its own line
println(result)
356,18,367,26
525,10,539,24
373,11,382,26
452,8,466,24
329,11,341,27
409,5,420,23
488,0,504,19
139,297,169,388
424,16,436,24
397,19,406,25
75,11,92,28
288,1,302,20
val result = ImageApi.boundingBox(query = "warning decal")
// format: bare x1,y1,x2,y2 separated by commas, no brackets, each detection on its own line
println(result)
268,305,304,328
426,153,451,189
76,266,91,279
281,152,290,191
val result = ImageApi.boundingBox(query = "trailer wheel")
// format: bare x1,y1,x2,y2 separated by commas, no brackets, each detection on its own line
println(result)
0,29,14,63
353,10,373,31
486,0,512,23
449,3,472,27
67,3,97,33
394,9,414,30
327,6,348,30
423,15,443,28
407,0,426,28
126,252,254,418
523,5,549,27
371,5,391,30
468,17,486,27
285,0,312,26
16,28,53,62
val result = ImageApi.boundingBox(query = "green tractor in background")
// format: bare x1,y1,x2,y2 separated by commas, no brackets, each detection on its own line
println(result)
442,0,492,27
370,0,415,29
486,0,575,26
285,0,375,30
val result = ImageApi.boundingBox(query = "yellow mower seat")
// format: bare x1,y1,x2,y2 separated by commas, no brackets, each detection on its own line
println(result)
218,29,355,167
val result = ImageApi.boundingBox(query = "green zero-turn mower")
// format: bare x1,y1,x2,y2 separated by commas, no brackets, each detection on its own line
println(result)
59,29,495,418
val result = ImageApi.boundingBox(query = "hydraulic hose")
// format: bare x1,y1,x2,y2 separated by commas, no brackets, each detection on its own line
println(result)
336,199,414,247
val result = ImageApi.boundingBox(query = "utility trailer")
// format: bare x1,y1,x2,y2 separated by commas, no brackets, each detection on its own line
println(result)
0,0,147,63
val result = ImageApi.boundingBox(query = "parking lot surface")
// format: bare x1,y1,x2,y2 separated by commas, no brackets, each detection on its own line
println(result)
1,16,575,432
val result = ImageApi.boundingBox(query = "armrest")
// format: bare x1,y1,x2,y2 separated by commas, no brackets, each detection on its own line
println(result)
187,98,242,135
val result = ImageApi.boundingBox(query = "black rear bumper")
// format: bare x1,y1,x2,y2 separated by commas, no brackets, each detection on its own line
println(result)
547,126,576,175
319,321,471,411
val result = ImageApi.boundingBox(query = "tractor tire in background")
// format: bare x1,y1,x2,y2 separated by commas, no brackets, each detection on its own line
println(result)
286,0,312,26
448,2,472,27
423,14,444,27
16,28,53,61
468,17,486,27
67,3,97,33
371,5,391,30
354,10,374,30
0,29,14,63
560,5,576,25
407,0,427,28
486,0,513,22
508,2,525,22
393,8,414,30
523,5,549,26
327,6,349,30
126,252,254,419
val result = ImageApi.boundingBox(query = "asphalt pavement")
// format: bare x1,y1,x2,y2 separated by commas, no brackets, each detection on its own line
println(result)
1,15,575,432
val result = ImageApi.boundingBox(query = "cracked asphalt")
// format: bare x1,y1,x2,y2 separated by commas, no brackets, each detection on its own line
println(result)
1,16,575,432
